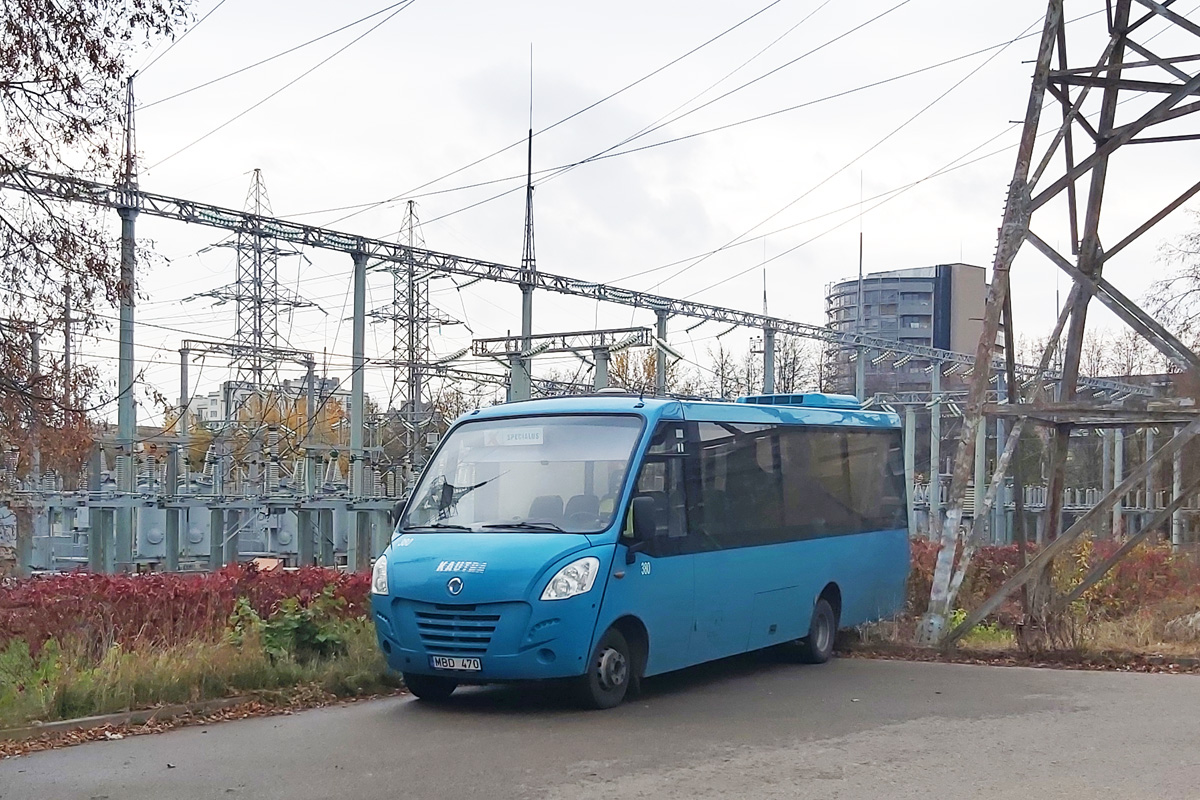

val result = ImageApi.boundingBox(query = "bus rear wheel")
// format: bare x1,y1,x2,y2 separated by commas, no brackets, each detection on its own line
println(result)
577,627,632,709
404,673,458,701
791,597,837,664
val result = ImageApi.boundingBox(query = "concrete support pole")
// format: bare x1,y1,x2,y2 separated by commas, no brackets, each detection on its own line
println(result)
353,512,370,572
855,347,866,400
372,510,389,557
1172,424,1184,551
92,509,114,574
116,205,138,572
349,252,370,572
30,329,40,484
1102,430,1113,535
305,359,317,444
223,510,240,566
655,310,668,395
930,363,942,527
298,456,317,569
319,509,334,566
15,511,33,579
973,417,987,539
1099,430,1111,490
904,405,917,539
296,508,314,567
209,508,224,569
179,348,190,471
86,448,105,572
763,327,776,394
1113,428,1125,537
508,286,535,402
593,349,610,390
994,416,1008,544
165,446,179,571
1146,427,1156,515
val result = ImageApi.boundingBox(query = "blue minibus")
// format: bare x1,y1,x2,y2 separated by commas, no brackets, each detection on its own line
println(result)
370,392,909,708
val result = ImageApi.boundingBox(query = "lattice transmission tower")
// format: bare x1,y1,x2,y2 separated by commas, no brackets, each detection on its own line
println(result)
368,201,459,472
924,0,1200,647
194,169,316,395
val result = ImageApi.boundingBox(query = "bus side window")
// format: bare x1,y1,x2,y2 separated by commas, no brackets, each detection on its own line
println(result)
631,422,689,553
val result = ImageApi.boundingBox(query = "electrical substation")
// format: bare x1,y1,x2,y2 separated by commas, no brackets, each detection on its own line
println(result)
3,0,1200,602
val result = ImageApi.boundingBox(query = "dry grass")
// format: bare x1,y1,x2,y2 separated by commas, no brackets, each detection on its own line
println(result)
0,620,399,729
1085,597,1200,657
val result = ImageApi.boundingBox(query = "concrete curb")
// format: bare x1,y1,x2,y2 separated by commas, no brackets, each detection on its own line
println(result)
0,696,252,742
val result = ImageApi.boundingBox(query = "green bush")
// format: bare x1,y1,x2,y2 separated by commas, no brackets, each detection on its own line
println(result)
0,591,393,729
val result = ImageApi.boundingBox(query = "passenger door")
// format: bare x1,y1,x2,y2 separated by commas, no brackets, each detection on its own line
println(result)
598,422,696,677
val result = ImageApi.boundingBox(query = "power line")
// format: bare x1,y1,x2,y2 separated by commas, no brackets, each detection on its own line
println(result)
319,0,789,227
386,7,1053,233
139,1,414,110
148,0,418,170
646,8,1042,295
138,0,230,76
681,129,1039,301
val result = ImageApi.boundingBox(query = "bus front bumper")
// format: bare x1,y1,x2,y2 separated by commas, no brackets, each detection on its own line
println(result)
371,594,596,681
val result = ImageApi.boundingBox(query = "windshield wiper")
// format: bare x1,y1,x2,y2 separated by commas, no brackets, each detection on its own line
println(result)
480,521,566,532
402,523,473,532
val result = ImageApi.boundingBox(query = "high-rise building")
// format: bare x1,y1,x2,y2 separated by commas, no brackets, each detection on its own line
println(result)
825,263,992,395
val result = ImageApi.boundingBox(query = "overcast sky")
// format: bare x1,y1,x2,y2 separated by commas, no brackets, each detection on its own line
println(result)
75,0,1200,423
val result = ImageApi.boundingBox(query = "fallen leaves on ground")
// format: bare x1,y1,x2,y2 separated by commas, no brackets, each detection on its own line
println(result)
838,641,1200,674
0,685,406,760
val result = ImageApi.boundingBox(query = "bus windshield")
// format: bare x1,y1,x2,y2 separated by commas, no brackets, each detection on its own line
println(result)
400,415,645,534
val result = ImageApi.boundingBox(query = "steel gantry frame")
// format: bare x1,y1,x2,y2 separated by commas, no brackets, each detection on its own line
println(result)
0,167,1153,395
924,0,1200,647
0,162,1156,575
471,327,653,390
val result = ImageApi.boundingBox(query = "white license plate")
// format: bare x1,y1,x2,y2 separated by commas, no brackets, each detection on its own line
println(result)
429,656,482,671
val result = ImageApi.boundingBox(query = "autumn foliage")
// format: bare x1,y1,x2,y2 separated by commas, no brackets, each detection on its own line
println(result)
908,538,1200,622
0,565,369,658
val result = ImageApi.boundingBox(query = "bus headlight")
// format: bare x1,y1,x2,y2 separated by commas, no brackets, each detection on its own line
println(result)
540,557,600,601
371,555,389,595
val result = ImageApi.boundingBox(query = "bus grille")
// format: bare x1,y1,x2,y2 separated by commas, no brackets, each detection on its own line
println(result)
414,606,501,655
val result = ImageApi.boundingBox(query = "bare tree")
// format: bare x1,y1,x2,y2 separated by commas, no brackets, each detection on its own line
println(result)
0,0,191,479
773,335,821,394
1152,209,1200,348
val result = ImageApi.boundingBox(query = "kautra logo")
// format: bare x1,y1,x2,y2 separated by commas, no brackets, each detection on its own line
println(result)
436,560,487,573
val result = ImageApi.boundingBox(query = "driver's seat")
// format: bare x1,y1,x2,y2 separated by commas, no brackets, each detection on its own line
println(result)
565,494,600,520
528,495,564,523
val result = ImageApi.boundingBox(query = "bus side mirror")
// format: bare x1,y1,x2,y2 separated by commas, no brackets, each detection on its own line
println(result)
625,496,658,565
631,496,657,541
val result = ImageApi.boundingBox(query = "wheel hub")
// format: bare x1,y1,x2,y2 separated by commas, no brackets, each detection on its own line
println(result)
597,647,628,691
815,614,831,652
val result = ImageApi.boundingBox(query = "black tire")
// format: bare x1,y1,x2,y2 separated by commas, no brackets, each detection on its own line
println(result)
577,627,632,709
403,673,458,701
794,597,838,664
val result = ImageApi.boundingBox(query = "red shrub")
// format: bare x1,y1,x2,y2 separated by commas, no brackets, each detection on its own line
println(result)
908,538,1200,621
0,565,369,656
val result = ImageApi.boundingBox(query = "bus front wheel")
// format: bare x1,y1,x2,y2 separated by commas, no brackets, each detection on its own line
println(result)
577,627,632,709
404,673,458,701
792,597,837,664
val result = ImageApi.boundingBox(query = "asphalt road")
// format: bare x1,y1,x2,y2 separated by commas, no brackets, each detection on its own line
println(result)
2,654,1198,800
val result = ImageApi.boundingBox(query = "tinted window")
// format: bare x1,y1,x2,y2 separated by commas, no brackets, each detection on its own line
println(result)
693,422,906,548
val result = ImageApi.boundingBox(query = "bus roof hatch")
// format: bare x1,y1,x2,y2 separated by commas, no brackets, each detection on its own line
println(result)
735,392,863,410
